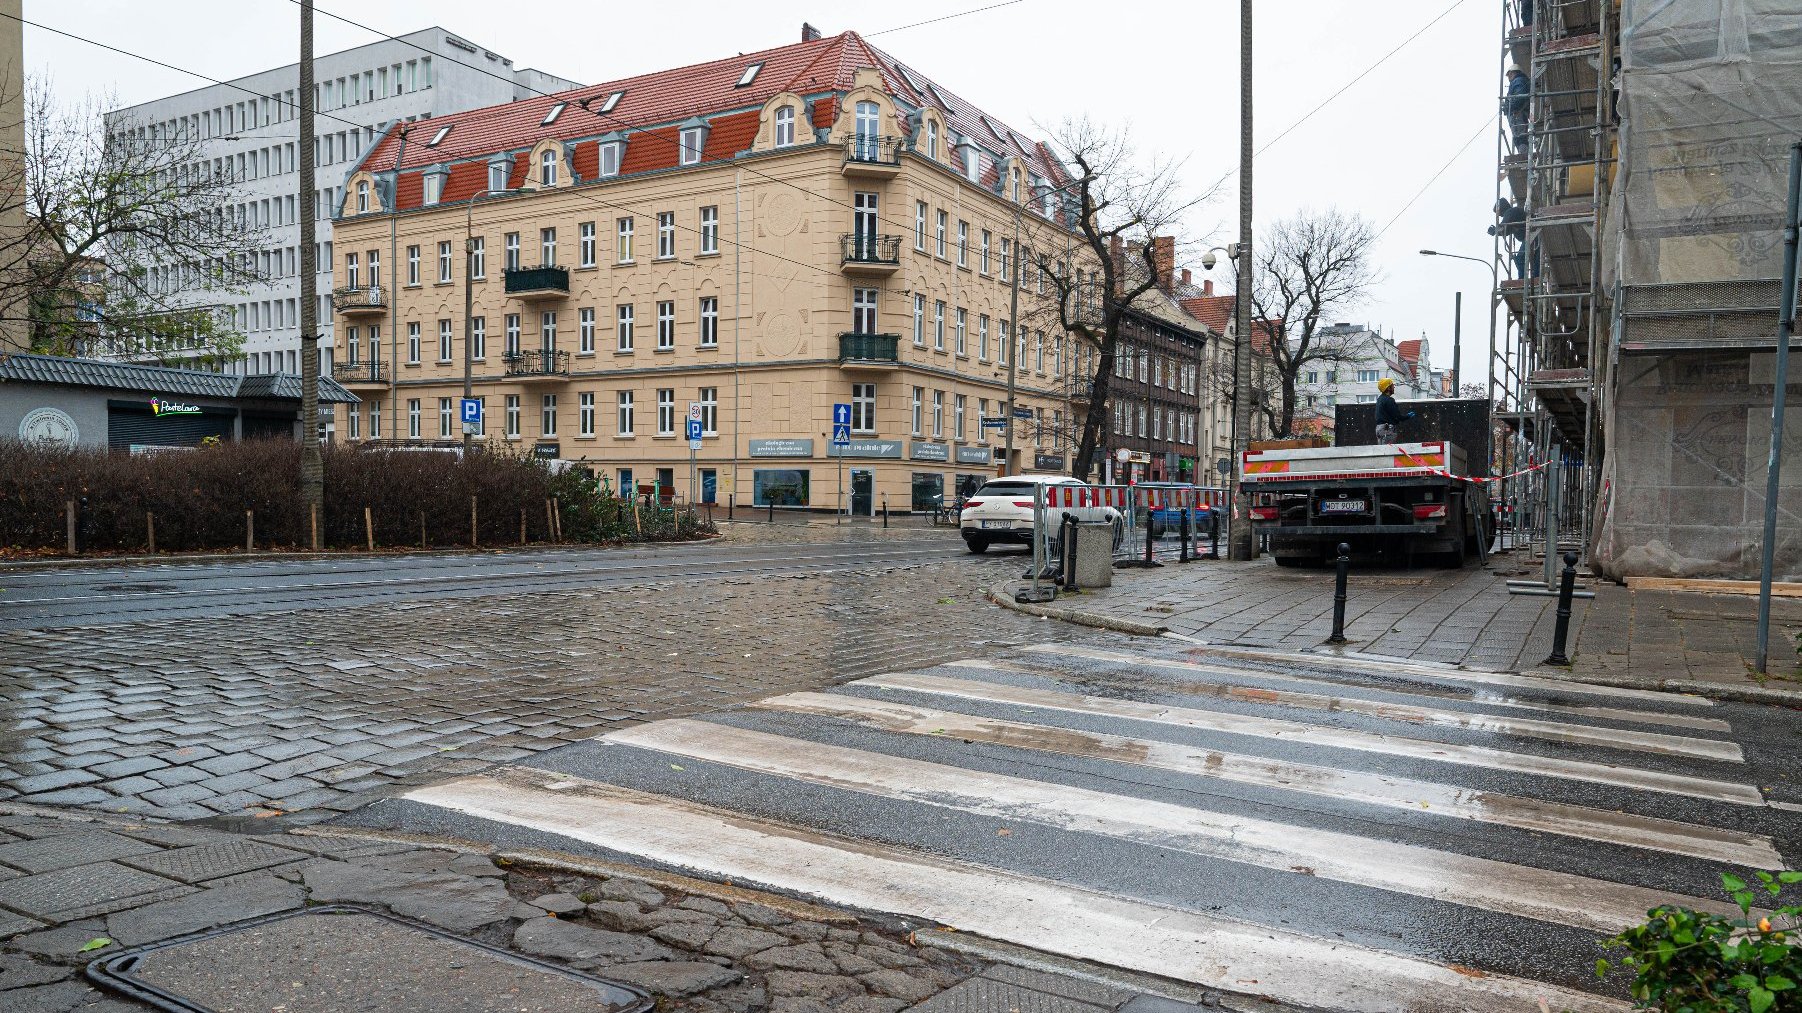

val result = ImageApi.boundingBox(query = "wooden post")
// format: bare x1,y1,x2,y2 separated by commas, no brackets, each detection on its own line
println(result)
364,506,375,552
245,510,255,553
519,508,526,544
470,495,478,547
545,499,556,543
146,512,156,554
310,503,320,551
65,499,76,555
632,495,641,536
552,498,563,542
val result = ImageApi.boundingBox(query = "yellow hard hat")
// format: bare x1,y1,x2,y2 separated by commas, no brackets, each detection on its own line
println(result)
1377,377,1395,393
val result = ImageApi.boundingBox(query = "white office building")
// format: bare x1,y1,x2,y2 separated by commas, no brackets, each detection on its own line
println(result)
103,27,578,375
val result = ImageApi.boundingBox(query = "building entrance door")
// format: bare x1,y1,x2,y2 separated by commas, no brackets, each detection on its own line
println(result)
850,469,874,516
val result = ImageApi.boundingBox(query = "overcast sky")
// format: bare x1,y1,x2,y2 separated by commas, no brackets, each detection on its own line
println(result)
23,0,1505,381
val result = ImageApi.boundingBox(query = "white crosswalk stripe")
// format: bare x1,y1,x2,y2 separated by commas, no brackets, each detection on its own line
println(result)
395,642,1788,1012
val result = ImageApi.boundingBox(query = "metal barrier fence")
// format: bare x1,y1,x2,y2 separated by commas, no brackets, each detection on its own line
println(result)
1025,485,1230,594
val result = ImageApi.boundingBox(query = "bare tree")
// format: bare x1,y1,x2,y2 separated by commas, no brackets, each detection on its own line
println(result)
1241,208,1380,437
1019,118,1217,481
2,77,259,365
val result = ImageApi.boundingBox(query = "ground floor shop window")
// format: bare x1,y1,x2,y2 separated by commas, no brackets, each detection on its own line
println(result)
754,469,809,507
911,472,945,512
955,473,984,500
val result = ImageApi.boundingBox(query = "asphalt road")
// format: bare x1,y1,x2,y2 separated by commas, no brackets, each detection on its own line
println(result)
0,530,979,629
343,638,1802,1012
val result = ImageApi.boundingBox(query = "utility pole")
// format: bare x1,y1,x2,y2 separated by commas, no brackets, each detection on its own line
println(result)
1452,291,1463,394
1004,210,1023,473
1227,0,1256,560
297,0,322,519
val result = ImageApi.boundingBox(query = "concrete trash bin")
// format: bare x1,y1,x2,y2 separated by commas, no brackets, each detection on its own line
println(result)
1072,520,1115,588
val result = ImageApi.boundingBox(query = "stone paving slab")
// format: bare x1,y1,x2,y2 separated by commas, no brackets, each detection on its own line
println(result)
117,839,303,884
0,805,1227,1013
0,831,161,875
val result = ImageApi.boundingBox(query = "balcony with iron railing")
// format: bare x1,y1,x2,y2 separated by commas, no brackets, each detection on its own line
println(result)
503,349,571,381
838,332,901,370
841,136,903,178
839,234,902,275
503,264,569,300
332,285,386,315
331,360,388,386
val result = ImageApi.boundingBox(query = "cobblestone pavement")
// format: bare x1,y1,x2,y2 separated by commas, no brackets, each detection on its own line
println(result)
996,549,1802,695
0,804,1214,1013
0,535,1116,824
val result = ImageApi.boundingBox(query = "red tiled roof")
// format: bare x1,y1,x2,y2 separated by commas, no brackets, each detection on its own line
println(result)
1180,295,1233,333
1396,338,1422,364
357,29,1061,212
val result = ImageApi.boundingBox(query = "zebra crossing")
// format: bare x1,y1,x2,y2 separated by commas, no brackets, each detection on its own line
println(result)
383,639,1798,1013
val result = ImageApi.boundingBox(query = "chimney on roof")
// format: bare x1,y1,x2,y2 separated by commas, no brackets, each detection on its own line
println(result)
1202,279,1214,296
801,22,822,42
1181,268,1192,287
1151,236,1175,293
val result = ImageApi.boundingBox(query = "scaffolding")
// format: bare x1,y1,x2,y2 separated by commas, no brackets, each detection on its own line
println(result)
1491,0,1618,563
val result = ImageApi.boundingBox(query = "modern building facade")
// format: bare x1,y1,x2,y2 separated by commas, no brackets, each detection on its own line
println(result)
1,353,357,451
327,27,1087,513
102,28,578,379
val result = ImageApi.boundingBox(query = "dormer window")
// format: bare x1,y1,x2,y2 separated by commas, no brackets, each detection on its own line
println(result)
962,145,980,182
598,140,622,177
356,180,369,213
488,160,508,193
539,149,557,185
427,124,451,147
599,91,624,114
423,172,442,205
774,105,795,147
679,125,705,166
926,119,939,160
541,102,566,126
736,62,763,87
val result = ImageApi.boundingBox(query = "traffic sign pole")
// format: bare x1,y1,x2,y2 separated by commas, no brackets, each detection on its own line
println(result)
832,403,853,523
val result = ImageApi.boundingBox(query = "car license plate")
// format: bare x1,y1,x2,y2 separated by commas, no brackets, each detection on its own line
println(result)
1320,499,1366,514
981,520,1011,529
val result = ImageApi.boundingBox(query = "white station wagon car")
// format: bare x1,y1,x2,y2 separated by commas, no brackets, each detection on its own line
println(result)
958,475,1122,554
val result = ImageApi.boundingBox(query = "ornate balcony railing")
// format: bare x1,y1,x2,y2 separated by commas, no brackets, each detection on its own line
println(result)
840,234,902,267
331,360,387,384
503,349,570,377
843,135,903,167
331,285,386,312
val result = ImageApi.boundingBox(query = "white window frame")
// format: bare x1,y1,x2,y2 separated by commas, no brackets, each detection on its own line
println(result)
437,241,452,283
699,206,718,254
617,390,635,435
469,236,485,279
933,300,945,351
506,395,520,437
931,390,944,437
657,389,676,436
956,221,968,267
657,212,675,259
935,210,947,257
471,316,486,360
699,296,718,347
911,387,923,436
699,388,717,435
955,394,967,440
679,126,705,166
541,394,558,437
774,105,795,147
851,382,876,434
539,149,556,186
406,321,421,363
579,307,595,354
438,319,452,362
617,217,633,262
598,141,621,178
912,294,925,346
656,300,675,350
406,245,420,285
579,222,596,267
955,307,967,356
914,202,926,251
579,392,596,436
617,303,634,351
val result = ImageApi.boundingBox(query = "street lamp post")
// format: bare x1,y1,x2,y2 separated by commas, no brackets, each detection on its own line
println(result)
1200,242,1245,552
462,189,507,454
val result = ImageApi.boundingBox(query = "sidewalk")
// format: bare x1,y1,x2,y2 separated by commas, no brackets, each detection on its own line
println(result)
992,550,1802,702
0,802,1254,1013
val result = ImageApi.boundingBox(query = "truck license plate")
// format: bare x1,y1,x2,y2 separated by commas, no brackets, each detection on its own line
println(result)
1320,499,1367,514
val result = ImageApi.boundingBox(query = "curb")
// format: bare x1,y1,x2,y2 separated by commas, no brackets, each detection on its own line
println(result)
985,579,1169,637
985,581,1802,709
0,536,730,572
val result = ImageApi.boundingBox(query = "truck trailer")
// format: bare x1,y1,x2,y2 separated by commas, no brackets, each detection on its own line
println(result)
1242,398,1493,567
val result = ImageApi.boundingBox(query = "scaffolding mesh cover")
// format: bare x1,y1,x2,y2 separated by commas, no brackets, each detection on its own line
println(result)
1593,0,1802,579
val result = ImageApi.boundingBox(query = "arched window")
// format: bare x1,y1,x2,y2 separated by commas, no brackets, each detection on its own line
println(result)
774,105,795,147
355,180,369,213
539,149,557,186
926,119,939,159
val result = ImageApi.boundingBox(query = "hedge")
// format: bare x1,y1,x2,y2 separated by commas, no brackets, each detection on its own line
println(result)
0,439,714,554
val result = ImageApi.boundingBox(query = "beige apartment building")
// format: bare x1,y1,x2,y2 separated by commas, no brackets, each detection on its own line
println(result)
328,27,1088,513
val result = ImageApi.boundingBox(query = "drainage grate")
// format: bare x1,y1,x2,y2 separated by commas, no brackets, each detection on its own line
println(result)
87,905,653,1013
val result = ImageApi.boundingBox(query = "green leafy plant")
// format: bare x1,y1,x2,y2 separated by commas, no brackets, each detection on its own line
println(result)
1599,870,1801,1011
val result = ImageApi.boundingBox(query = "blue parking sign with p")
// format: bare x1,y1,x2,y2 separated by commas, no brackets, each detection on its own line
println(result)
460,398,482,424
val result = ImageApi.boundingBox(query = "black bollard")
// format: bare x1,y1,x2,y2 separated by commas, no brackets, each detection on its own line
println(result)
1061,513,1079,588
768,500,774,523
1543,551,1580,665
1327,542,1351,644
1180,506,1192,563
1208,511,1220,559
882,494,889,529
1143,507,1156,564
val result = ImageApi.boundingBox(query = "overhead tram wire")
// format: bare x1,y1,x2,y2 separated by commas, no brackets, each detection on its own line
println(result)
865,1,1025,36
1201,0,1473,195
289,0,1044,243
1375,113,1495,239
1,10,846,284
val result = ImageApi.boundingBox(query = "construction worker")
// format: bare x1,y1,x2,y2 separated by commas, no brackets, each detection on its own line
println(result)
1489,198,1528,277
1505,68,1531,151
1375,377,1415,444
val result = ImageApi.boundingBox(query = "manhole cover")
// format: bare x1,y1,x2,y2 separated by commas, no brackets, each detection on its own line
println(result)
88,906,651,1013
93,583,177,594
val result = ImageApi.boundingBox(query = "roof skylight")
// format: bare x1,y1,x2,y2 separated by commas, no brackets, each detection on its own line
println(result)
927,83,955,115
599,91,624,114
736,62,764,87
426,124,452,147
541,102,566,126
